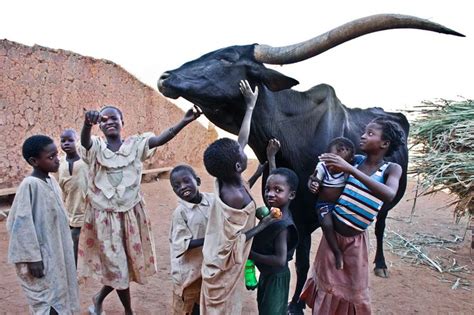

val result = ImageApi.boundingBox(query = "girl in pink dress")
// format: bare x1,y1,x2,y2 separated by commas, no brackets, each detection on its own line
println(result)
300,117,404,314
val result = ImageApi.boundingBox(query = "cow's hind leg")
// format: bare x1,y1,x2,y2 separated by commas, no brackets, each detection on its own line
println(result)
374,208,389,278
288,232,311,314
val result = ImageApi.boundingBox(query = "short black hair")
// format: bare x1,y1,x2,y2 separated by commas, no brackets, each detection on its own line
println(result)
170,164,199,182
269,167,299,192
60,129,77,138
327,137,355,156
203,138,241,180
100,105,123,120
371,117,406,156
22,135,54,163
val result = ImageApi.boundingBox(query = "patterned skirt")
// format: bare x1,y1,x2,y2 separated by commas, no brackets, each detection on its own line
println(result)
77,200,157,289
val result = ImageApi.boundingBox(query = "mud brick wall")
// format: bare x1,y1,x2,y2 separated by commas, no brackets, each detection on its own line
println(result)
0,39,217,189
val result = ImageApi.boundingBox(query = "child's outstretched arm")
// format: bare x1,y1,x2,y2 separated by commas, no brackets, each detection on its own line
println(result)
319,153,402,202
81,110,102,150
237,80,258,149
244,213,278,241
249,229,288,268
247,161,268,188
148,105,201,149
266,138,280,172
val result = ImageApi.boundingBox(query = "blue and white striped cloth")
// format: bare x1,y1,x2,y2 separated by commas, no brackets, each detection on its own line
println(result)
334,155,389,231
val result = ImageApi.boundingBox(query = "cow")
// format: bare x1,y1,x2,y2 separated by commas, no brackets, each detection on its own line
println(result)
157,14,463,313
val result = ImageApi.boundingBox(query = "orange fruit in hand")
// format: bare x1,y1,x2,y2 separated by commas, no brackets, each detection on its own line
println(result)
271,207,282,219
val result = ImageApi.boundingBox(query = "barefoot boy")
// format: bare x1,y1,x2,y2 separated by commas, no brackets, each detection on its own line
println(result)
58,129,88,265
169,164,214,314
200,80,277,314
169,159,267,315
7,135,79,314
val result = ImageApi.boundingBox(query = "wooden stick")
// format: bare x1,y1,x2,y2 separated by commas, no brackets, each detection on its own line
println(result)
390,230,444,273
409,176,420,223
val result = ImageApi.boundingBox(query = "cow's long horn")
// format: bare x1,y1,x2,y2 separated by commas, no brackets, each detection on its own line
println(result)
254,14,464,65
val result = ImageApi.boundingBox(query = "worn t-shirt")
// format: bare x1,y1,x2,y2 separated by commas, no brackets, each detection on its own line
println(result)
7,176,80,314
200,179,256,315
169,192,214,296
58,155,88,227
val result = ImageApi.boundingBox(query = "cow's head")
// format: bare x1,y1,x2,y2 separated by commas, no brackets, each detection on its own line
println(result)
158,14,463,131
158,44,298,104
158,44,299,133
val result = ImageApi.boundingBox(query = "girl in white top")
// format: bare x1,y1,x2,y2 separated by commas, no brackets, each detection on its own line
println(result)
79,105,201,315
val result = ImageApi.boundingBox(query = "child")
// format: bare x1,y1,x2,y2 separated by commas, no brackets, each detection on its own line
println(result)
7,135,79,314
169,164,214,315
300,117,404,314
169,158,267,315
79,104,201,315
307,137,355,270
249,139,299,315
200,80,277,314
58,129,88,266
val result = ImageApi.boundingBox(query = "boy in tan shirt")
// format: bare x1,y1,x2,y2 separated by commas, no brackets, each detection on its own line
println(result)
169,164,214,314
58,129,88,265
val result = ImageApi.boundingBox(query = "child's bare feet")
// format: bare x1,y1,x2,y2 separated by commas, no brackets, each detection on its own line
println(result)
335,251,344,270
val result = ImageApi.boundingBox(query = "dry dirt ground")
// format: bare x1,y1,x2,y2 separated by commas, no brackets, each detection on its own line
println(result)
0,160,472,314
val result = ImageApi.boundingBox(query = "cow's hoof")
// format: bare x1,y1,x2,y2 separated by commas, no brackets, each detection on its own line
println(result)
88,305,106,315
288,300,305,314
374,267,389,278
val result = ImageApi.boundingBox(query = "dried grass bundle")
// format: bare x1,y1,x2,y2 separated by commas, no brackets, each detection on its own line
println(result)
409,99,474,221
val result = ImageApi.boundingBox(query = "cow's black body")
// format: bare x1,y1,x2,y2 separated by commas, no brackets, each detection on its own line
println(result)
158,44,409,303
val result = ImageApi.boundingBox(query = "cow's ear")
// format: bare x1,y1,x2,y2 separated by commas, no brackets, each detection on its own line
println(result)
247,66,299,91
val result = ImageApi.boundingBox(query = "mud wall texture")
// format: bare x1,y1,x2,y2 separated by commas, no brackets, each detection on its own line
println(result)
0,39,217,189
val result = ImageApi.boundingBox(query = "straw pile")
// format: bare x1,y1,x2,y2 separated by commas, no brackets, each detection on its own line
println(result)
410,99,474,221
385,229,471,290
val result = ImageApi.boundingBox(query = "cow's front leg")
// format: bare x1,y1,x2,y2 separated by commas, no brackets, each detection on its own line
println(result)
374,208,389,278
288,232,311,314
